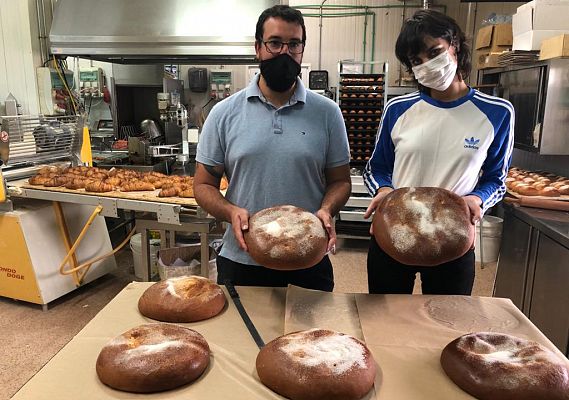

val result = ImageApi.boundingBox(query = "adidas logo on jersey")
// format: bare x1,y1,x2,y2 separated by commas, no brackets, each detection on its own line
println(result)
464,136,480,150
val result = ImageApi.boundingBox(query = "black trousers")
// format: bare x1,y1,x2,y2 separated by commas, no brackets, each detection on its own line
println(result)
217,255,334,292
367,237,475,295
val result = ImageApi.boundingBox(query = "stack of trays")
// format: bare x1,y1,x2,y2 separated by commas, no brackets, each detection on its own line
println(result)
339,74,384,165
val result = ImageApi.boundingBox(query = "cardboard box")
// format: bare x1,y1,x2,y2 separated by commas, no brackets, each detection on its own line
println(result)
475,51,506,69
513,0,569,35
475,24,513,52
513,29,569,50
540,33,569,59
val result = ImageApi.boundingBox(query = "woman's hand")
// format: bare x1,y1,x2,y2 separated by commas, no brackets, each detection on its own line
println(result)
364,187,394,234
229,206,250,251
463,195,483,224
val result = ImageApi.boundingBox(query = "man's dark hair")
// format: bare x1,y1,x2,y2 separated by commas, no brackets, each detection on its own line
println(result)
395,9,471,81
255,5,306,44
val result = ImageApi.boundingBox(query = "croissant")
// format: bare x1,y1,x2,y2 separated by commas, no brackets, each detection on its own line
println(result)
104,177,122,187
65,178,92,189
90,172,109,180
43,176,71,187
85,168,108,178
158,187,180,197
179,188,194,198
142,175,158,183
38,166,62,175
85,181,114,193
152,179,166,189
220,177,228,190
28,175,52,185
121,181,155,192
161,182,177,190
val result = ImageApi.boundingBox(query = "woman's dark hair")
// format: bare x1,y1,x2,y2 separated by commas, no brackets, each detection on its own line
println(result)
255,5,306,44
395,9,471,81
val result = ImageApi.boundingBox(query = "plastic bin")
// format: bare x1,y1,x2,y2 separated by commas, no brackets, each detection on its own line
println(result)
475,216,503,263
130,233,160,279
158,244,218,281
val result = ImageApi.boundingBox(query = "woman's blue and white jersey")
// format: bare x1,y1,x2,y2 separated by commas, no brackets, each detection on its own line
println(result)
363,88,514,213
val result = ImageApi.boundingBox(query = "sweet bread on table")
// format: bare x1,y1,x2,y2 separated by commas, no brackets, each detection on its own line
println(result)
138,276,226,323
256,329,377,400
441,332,569,400
96,323,210,393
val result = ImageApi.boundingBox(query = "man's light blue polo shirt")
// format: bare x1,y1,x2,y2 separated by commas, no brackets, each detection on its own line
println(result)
196,74,350,266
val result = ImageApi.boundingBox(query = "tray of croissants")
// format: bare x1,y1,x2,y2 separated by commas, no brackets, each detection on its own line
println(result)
22,165,227,206
506,167,569,201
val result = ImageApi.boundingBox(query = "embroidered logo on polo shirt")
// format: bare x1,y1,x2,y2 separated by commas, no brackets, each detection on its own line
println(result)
464,137,480,150
299,131,306,135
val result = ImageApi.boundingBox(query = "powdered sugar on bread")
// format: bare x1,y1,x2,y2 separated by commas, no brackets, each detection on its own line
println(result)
445,332,569,392
374,187,474,266
245,205,328,269
107,325,208,365
280,329,367,375
164,276,221,301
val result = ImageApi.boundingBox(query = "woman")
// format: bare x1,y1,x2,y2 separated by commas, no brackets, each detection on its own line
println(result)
363,10,514,295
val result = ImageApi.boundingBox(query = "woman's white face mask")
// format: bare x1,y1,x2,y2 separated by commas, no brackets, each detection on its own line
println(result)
411,50,457,92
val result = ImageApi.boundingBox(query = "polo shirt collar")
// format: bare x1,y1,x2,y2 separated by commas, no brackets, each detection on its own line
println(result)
246,74,306,105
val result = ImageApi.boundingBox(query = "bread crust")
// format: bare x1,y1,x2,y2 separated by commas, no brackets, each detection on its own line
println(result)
96,323,210,393
256,329,377,400
372,187,474,266
138,276,226,323
244,205,328,270
440,332,569,400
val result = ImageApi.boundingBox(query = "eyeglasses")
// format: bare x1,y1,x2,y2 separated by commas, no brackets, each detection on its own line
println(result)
263,40,305,54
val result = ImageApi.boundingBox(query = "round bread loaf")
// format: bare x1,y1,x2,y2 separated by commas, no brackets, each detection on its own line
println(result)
256,329,377,400
96,323,210,393
244,205,328,270
138,276,226,322
441,332,569,400
372,187,474,266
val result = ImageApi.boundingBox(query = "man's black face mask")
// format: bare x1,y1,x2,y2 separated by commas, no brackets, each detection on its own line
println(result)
260,54,301,93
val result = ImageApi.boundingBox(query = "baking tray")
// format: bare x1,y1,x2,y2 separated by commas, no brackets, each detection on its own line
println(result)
506,189,569,202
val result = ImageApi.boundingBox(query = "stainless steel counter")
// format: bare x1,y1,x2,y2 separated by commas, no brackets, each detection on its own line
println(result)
508,204,569,249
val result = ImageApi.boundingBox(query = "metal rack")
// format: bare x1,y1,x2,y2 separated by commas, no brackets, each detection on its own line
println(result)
2,115,217,282
337,60,388,168
336,61,388,236
0,115,83,181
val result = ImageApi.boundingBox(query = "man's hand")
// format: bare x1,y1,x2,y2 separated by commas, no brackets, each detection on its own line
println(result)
315,208,337,254
229,206,250,251
364,187,394,234
463,195,483,225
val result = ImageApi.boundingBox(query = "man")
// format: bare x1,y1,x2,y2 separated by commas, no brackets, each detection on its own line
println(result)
194,5,351,291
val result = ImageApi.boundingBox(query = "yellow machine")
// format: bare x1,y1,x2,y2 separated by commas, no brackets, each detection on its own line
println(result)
0,199,116,309
0,115,116,309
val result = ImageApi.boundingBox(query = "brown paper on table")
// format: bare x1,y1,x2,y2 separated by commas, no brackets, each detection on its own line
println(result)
284,285,378,400
13,283,288,400
13,286,569,400
284,285,362,338
355,294,568,400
